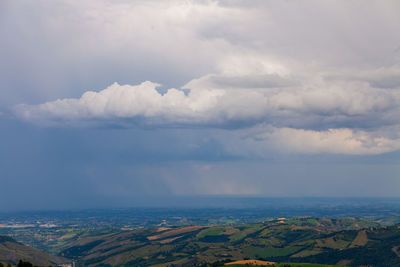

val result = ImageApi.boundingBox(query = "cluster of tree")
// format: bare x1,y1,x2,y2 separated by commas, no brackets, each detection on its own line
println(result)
17,261,35,267
0,260,53,267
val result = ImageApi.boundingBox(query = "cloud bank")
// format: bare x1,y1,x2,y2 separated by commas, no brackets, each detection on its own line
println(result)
15,73,400,128
8,0,400,155
15,65,400,155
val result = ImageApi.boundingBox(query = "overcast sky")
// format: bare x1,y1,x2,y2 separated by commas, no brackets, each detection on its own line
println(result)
1,0,400,210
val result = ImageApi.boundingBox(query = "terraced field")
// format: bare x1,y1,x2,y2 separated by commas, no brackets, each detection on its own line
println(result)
53,218,400,266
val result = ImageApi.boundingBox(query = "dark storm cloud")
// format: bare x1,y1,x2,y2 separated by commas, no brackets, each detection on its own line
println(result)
5,0,399,156
1,0,400,210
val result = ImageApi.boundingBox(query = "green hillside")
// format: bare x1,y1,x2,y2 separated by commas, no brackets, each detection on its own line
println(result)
54,218,399,266
0,236,68,267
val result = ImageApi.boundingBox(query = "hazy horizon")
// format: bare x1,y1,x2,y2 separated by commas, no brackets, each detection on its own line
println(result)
1,196,400,213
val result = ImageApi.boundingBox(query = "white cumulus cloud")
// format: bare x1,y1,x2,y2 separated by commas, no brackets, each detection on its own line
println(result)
15,65,400,128
8,0,400,155
252,127,400,155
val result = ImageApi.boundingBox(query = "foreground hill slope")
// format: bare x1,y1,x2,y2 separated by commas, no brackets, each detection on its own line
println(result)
0,236,68,266
56,218,400,266
292,225,400,266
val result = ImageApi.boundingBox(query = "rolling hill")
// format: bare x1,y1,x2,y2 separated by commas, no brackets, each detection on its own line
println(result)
0,235,68,266
54,218,400,266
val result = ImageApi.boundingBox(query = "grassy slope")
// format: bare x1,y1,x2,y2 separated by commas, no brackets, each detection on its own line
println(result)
55,217,400,267
0,236,68,266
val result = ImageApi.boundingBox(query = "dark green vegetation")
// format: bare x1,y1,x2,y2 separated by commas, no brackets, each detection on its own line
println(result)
0,236,67,267
2,200,400,257
48,218,398,266
1,217,399,266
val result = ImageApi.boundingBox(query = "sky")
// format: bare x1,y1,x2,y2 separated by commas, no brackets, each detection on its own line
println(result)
1,0,400,210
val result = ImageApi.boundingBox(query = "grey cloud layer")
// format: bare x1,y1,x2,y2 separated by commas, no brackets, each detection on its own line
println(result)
15,67,400,155
2,0,400,105
7,0,400,155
